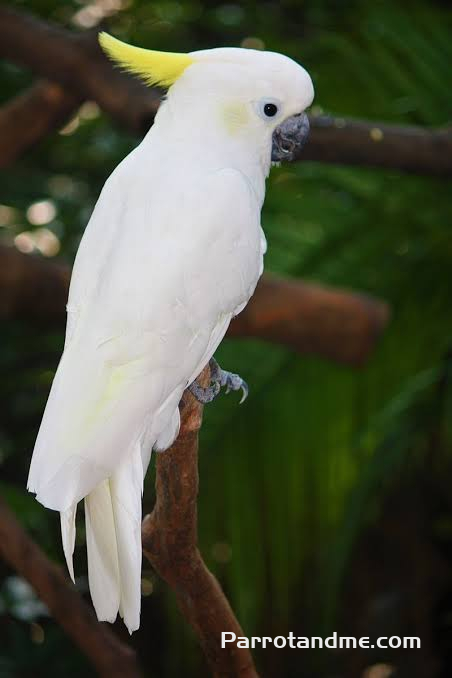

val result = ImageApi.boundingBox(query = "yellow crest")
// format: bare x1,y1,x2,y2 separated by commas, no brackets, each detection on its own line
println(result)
99,33,194,88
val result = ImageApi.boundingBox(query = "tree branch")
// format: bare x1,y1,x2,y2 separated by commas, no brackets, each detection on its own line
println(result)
0,6,450,176
0,245,70,322
0,497,141,678
0,6,160,134
142,366,259,678
0,246,389,366
229,273,389,366
305,115,452,176
0,81,81,169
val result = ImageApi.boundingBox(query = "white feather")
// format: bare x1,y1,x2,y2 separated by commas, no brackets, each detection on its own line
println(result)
85,479,120,623
83,441,144,631
110,443,144,633
60,504,76,583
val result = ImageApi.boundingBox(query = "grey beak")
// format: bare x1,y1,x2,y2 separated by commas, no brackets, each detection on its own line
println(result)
271,112,310,162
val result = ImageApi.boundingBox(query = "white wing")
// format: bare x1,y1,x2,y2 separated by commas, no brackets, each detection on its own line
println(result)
28,150,264,512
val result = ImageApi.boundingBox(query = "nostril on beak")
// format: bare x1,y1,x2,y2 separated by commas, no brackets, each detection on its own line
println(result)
280,140,294,153
271,112,310,163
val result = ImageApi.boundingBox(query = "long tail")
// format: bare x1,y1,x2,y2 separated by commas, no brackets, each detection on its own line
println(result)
61,442,144,634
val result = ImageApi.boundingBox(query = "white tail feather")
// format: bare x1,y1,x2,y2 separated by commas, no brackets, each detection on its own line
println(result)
85,479,121,623
60,504,77,583
110,449,143,633
82,442,144,632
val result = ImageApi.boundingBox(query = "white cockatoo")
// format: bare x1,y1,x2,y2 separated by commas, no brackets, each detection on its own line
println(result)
27,34,314,633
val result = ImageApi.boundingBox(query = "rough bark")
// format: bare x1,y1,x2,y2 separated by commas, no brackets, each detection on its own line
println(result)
142,367,259,678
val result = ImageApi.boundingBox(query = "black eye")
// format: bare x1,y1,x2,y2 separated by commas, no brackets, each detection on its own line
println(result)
263,103,278,117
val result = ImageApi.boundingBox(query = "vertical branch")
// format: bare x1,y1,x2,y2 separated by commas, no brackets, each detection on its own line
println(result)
142,367,259,678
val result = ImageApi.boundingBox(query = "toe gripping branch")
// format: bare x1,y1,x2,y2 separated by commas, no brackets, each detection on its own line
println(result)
188,358,248,405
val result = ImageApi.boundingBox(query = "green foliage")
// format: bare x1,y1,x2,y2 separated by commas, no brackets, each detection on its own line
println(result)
1,1,451,676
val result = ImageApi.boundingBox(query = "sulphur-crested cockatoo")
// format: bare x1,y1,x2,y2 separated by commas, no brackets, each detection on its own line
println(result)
28,34,314,633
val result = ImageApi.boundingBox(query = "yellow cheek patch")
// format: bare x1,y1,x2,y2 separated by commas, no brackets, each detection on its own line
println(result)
223,103,249,134
99,32,194,88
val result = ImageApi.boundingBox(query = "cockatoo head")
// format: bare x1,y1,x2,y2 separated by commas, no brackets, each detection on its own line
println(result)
100,34,314,164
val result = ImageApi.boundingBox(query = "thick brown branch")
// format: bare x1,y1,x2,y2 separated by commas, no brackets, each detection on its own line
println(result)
0,6,159,134
304,116,452,176
0,246,389,365
142,368,258,678
0,7,450,175
229,274,389,366
0,245,70,322
0,497,141,677
0,81,81,168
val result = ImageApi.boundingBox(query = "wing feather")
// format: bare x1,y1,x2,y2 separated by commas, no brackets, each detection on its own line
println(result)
29,161,264,511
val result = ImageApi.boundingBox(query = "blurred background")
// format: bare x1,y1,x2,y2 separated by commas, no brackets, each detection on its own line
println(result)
0,1,451,676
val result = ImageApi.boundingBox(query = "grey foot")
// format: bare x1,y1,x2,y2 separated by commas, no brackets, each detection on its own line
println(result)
188,358,248,404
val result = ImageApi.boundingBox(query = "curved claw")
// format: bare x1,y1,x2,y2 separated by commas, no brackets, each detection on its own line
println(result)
220,370,248,404
239,381,249,404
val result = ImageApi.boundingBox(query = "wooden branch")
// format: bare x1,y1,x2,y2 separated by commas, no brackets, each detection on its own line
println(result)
0,6,450,175
142,367,259,678
0,245,70,322
0,246,389,365
229,274,389,366
0,81,81,169
0,6,160,134
0,497,141,678
304,115,452,176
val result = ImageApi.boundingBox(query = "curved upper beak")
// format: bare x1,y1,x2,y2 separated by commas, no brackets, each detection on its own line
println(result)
271,112,310,162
